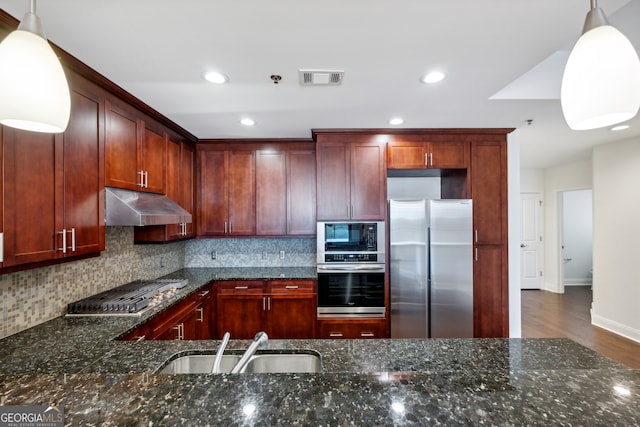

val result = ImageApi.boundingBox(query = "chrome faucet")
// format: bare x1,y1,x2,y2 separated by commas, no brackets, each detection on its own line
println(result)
230,331,269,373
211,332,230,374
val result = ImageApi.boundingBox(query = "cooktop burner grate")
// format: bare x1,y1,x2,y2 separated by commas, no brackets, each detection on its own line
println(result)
66,278,188,316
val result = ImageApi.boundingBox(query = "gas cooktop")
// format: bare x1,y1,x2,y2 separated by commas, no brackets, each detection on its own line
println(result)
66,278,189,316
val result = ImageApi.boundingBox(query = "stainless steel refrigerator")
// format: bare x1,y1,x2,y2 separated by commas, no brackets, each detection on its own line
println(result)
389,199,473,338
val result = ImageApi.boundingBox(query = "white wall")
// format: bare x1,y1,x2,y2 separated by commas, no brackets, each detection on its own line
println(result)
543,160,592,293
507,131,521,338
592,137,640,343
521,169,544,193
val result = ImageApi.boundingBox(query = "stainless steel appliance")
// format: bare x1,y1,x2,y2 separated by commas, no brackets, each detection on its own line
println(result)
317,221,386,318
389,199,473,338
67,278,189,316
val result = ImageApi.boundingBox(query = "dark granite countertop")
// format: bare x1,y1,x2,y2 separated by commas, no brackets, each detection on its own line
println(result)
0,268,638,425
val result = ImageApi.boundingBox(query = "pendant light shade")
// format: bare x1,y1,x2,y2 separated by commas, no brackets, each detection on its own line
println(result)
0,1,70,133
561,1,640,131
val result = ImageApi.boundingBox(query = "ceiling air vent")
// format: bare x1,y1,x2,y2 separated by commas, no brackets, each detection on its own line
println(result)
299,69,344,86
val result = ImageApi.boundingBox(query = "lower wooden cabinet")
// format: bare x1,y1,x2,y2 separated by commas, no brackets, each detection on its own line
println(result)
120,283,213,341
216,280,317,339
317,318,387,339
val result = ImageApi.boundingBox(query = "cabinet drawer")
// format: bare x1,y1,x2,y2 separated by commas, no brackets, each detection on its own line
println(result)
269,280,316,293
217,280,265,295
317,319,387,339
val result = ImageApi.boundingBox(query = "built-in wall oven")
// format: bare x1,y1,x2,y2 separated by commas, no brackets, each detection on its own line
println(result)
316,221,386,318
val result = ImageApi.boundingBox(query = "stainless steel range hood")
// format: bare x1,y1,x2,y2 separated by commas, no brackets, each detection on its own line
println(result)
105,187,192,226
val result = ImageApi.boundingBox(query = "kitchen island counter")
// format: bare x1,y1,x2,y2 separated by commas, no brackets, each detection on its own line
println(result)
0,268,638,425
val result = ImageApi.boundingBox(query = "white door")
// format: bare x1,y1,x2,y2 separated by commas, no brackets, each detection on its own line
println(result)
520,193,542,289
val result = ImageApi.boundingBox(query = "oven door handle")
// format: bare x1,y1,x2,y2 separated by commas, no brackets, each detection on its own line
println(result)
317,265,385,272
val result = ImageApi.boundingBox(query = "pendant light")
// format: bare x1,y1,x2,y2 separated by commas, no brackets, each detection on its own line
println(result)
0,0,71,133
560,0,640,131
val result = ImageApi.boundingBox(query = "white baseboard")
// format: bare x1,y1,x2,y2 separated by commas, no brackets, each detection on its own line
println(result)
591,310,640,344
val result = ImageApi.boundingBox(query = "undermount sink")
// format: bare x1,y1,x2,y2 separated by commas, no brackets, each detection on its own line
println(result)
156,350,322,374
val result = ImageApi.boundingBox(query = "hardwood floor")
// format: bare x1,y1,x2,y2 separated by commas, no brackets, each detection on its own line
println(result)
521,286,640,369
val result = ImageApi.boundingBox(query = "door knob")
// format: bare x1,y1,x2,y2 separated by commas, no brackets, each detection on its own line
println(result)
520,243,527,248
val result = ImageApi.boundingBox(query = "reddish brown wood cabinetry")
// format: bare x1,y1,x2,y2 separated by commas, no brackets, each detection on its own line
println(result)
121,284,213,341
134,138,195,243
216,280,317,339
388,139,469,169
316,135,386,221
2,79,105,267
317,318,387,339
256,149,316,236
105,100,166,194
198,148,256,236
470,138,508,338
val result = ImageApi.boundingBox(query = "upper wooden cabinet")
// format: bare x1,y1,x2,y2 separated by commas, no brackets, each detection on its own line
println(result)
134,137,195,243
2,79,105,267
316,135,386,221
256,149,316,236
388,139,469,169
471,139,506,246
105,100,166,194
198,148,256,236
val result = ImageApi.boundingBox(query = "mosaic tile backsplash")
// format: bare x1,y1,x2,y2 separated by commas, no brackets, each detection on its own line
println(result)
185,238,316,268
0,230,316,339
0,227,186,339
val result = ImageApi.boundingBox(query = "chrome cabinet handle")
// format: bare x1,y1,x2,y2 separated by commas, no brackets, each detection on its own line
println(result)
196,308,204,322
135,335,146,341
174,323,184,340
144,171,149,188
474,229,478,243
425,153,428,166
263,297,266,311
58,229,67,253
285,285,299,289
199,290,210,297
234,286,249,290
475,247,478,261
360,332,375,337
267,297,271,311
69,228,76,252
329,332,343,338
224,222,228,234
229,222,232,233
429,152,433,166
137,171,145,187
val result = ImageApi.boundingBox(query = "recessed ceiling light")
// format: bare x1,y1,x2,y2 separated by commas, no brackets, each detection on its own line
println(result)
611,124,629,131
421,71,446,84
240,118,255,126
389,118,404,125
203,71,228,84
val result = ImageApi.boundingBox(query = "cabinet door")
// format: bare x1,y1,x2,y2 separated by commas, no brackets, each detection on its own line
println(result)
195,287,213,340
287,150,316,235
217,281,265,339
180,142,195,237
428,140,469,169
198,150,227,235
227,151,256,235
2,128,62,266
105,101,140,190
268,280,316,339
350,141,386,220
473,245,507,338
471,141,506,245
387,140,428,169
256,150,286,235
316,142,350,220
63,86,105,255
164,137,183,240
317,319,387,339
141,122,166,194
217,294,266,339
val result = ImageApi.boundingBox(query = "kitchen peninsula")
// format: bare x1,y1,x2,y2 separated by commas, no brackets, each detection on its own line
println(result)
0,268,637,425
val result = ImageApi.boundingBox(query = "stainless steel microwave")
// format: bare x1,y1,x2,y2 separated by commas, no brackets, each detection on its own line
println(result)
316,221,385,264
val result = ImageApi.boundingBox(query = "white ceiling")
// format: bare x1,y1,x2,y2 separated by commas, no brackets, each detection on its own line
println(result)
1,0,639,169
